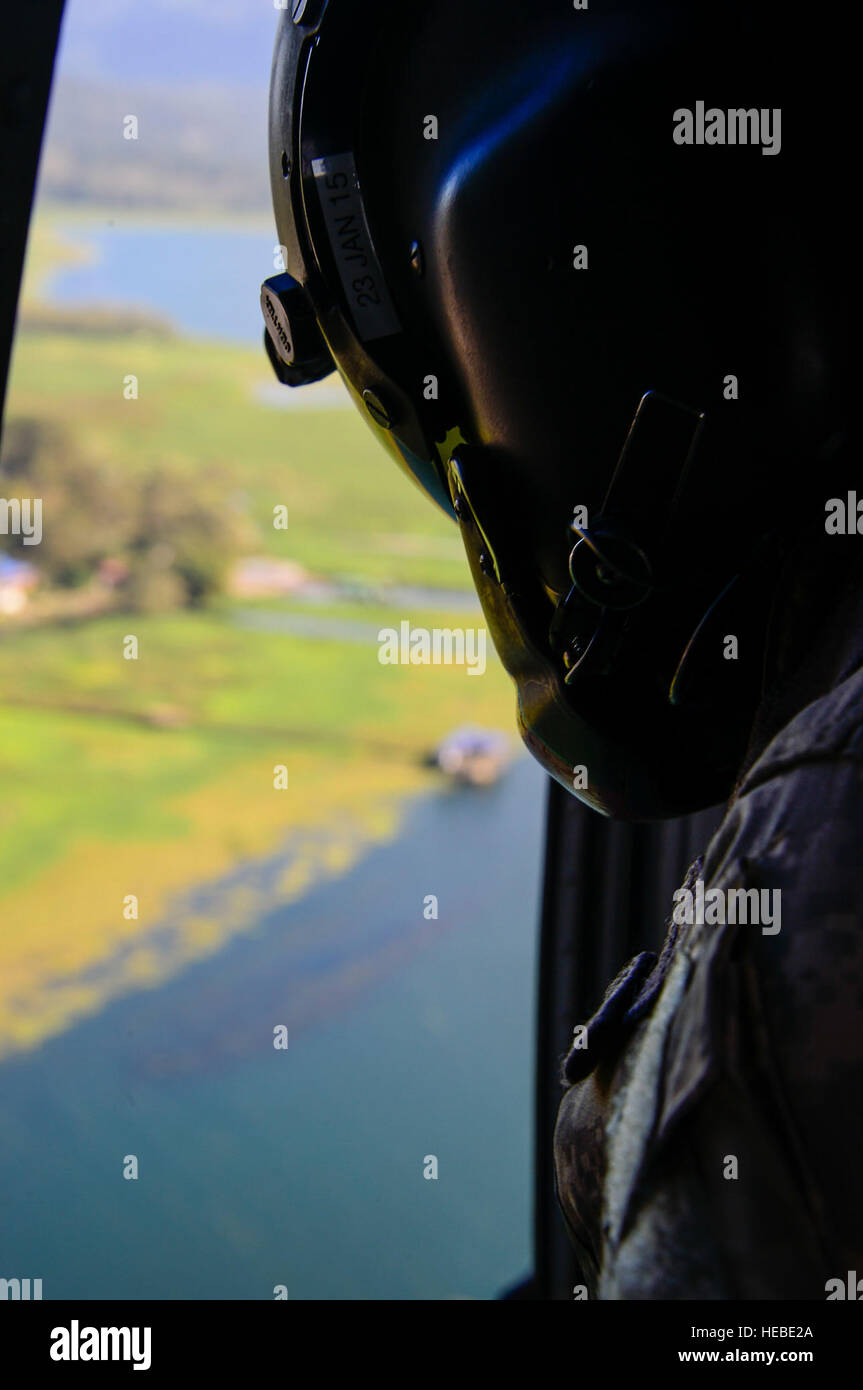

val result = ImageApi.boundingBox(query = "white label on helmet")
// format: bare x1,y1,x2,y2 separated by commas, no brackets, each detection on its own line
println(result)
311,152,401,341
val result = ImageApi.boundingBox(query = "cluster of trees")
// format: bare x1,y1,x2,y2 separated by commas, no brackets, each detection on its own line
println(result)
0,418,249,612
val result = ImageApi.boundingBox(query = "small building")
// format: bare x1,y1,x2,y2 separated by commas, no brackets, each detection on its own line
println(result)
0,555,38,614
230,556,311,598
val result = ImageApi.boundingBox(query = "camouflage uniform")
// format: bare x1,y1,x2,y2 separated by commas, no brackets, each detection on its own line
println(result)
554,613,863,1299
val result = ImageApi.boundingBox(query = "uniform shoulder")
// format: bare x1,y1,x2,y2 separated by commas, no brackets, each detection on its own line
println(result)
735,660,863,801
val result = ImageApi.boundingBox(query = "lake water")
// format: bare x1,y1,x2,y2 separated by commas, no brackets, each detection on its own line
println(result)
49,223,283,346
0,756,545,1299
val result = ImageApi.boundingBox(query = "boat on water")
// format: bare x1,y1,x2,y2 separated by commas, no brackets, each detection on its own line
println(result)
430,726,511,786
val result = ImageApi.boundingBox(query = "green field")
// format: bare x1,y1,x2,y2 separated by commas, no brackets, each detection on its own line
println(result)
0,215,518,1058
7,328,473,590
